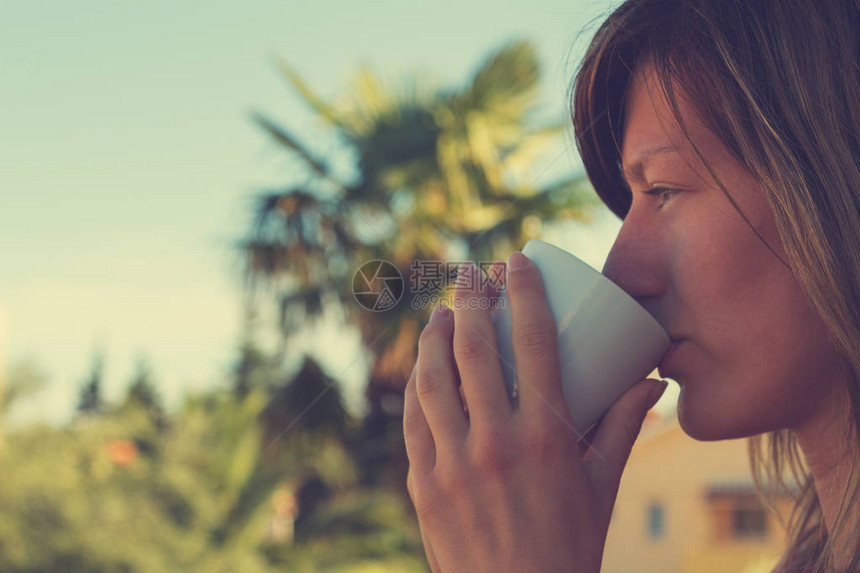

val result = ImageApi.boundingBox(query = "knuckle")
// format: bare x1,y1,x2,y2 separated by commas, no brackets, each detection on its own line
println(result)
522,424,566,461
433,461,468,495
470,429,513,477
418,323,443,347
416,366,447,399
402,409,424,444
454,328,488,363
410,475,444,518
514,321,556,355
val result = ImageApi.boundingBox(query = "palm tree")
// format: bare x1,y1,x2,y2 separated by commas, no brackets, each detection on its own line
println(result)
240,38,600,486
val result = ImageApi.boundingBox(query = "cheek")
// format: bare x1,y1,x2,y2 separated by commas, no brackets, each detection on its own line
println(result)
676,264,841,439
671,223,840,438
755,283,844,414
677,198,799,353
672,229,766,345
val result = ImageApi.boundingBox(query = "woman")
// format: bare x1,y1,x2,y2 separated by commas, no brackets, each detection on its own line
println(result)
403,1,860,571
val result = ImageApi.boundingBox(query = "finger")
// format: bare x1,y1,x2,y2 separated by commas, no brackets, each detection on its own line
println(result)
483,260,507,301
424,308,464,411
416,304,468,452
421,307,466,418
408,471,442,573
403,363,436,473
449,261,506,300
451,262,512,428
584,379,667,508
504,252,567,422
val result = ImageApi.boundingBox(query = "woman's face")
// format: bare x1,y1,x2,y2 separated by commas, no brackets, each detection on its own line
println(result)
601,62,846,441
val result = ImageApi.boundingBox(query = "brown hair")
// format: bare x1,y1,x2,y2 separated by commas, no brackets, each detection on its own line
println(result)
569,1,860,571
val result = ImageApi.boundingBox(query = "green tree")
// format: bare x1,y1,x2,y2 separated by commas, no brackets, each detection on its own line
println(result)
76,352,105,415
231,305,281,400
124,356,166,430
260,355,351,449
125,357,159,409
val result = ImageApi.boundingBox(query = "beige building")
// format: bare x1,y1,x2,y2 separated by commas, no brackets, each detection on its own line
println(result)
602,410,795,573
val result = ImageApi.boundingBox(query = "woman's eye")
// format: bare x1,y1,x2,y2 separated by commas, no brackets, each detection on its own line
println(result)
642,186,678,209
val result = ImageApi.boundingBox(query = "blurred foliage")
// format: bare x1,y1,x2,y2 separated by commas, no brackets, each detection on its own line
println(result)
0,352,428,573
76,352,105,416
0,359,47,419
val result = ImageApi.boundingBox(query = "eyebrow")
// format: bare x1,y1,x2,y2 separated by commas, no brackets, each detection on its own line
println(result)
621,144,682,184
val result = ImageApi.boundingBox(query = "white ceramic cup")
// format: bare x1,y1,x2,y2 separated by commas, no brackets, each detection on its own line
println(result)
490,239,670,436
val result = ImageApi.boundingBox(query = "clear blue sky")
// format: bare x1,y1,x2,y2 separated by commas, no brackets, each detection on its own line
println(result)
2,0,677,425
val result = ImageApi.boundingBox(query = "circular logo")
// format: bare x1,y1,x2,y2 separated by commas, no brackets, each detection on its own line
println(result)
352,259,404,312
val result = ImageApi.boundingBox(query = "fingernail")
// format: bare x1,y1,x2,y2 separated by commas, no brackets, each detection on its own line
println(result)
508,251,528,271
432,303,451,321
647,380,668,409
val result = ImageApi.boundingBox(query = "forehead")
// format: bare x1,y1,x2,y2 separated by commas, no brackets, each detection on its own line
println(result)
620,63,725,186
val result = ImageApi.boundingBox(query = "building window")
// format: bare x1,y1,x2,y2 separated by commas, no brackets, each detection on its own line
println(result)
647,502,664,540
733,505,767,538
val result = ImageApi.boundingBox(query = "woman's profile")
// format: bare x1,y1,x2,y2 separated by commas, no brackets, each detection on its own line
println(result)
403,1,860,572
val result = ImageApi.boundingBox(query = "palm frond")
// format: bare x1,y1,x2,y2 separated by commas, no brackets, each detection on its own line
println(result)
499,122,568,176
272,56,348,129
463,175,600,253
251,111,341,188
466,39,541,119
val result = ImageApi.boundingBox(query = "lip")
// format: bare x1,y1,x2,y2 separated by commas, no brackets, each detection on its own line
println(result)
658,340,685,377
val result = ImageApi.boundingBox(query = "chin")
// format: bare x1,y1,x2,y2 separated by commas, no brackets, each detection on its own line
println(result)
675,387,764,442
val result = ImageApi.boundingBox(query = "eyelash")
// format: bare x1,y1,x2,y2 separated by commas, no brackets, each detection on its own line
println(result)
642,186,678,209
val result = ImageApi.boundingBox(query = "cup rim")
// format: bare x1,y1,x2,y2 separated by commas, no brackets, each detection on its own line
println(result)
522,239,669,340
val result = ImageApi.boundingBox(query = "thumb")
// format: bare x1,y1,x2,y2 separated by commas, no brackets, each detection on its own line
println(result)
583,378,668,506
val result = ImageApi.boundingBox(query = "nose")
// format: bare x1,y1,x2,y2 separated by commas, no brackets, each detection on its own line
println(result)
600,212,667,311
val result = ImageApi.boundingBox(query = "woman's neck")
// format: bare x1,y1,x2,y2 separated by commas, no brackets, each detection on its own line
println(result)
794,380,859,570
